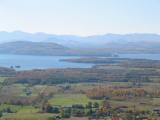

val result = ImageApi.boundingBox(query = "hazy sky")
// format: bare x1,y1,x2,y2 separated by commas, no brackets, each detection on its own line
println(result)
0,0,160,36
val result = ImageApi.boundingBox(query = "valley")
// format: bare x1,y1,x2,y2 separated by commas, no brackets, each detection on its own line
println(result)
0,57,160,119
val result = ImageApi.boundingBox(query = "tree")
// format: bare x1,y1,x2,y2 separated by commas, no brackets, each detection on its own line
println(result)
42,103,53,113
6,107,12,113
86,102,92,109
61,108,71,118
0,112,2,117
93,102,99,108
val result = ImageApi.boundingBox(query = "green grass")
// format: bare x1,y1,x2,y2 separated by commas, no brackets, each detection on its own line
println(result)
152,98,160,105
49,93,101,106
0,105,43,120
0,84,27,96
0,104,21,112
0,77,7,83
1,113,54,120
17,106,39,114
0,104,39,114
31,85,60,96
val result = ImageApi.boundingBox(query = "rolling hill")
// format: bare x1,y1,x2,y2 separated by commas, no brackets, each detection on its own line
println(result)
0,41,69,56
0,31,160,54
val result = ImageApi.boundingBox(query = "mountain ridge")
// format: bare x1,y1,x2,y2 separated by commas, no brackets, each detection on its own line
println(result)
0,31,160,45
0,31,160,54
0,41,70,56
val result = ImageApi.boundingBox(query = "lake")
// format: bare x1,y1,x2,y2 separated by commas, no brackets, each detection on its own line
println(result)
0,54,93,70
119,54,160,60
0,54,160,70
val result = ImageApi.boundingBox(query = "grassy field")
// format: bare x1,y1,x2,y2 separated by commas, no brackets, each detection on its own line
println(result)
0,77,7,83
0,104,21,112
0,84,61,97
0,105,46,120
152,98,160,105
0,113,54,120
0,84,27,96
49,93,101,106
1,82,160,120
31,85,60,96
0,104,39,113
17,106,39,114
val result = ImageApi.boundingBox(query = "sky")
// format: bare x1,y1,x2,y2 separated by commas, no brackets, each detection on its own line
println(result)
0,0,160,36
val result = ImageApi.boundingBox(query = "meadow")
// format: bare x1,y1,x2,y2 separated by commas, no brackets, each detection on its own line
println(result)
0,77,7,83
1,113,54,120
49,93,101,106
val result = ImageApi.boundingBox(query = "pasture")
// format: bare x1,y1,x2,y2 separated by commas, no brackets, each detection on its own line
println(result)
49,93,101,106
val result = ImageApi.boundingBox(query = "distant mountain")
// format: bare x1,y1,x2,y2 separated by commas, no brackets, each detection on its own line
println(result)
0,31,160,54
0,41,69,55
0,31,83,48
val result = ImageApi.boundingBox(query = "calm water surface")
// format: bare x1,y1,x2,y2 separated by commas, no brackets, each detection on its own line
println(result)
0,54,93,70
0,54,160,70
119,54,160,60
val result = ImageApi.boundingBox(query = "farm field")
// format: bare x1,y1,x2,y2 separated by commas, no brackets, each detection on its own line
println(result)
0,113,54,120
0,82,160,118
48,93,102,106
0,77,7,83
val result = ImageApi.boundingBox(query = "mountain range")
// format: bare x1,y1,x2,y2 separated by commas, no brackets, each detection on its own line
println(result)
0,41,70,56
0,31,160,55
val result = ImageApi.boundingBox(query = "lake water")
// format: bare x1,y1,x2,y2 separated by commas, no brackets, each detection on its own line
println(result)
0,54,93,70
0,54,160,70
119,54,160,60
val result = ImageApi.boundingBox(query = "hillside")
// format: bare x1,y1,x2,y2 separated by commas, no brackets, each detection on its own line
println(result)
0,31,160,54
0,41,113,56
0,41,69,56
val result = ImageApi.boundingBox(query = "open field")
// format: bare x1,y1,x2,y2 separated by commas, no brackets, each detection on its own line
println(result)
0,84,28,96
0,113,54,120
0,104,39,113
49,93,101,106
0,77,7,83
1,82,160,119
